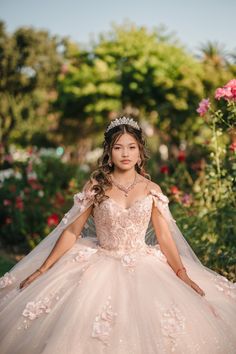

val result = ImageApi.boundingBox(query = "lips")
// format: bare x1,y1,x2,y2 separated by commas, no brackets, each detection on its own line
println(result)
121,160,131,163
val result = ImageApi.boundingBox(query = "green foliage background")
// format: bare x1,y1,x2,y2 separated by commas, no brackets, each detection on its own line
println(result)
0,20,235,280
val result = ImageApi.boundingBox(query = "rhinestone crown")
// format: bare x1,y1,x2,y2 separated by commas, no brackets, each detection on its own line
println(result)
105,116,140,133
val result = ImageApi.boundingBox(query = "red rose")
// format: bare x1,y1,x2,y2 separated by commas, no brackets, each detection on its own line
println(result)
160,165,169,174
177,151,186,162
16,196,24,211
47,213,60,227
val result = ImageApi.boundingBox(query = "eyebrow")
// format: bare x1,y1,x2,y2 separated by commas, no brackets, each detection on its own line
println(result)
113,143,137,146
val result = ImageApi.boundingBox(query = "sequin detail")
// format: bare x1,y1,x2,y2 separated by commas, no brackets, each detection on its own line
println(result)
91,296,118,345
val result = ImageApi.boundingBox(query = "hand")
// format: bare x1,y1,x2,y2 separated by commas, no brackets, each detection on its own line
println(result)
19,269,44,290
178,270,205,297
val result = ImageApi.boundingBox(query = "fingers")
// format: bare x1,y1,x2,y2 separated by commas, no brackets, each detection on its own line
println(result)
19,272,40,290
191,282,205,296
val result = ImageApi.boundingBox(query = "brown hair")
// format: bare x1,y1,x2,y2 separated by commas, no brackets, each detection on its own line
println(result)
87,120,151,206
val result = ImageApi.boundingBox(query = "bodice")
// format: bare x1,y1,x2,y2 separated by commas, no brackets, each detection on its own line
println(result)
93,194,154,253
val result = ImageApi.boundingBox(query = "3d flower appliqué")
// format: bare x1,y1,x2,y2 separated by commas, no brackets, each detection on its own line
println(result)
120,253,137,272
149,189,169,204
160,303,186,352
0,272,16,288
73,247,98,262
214,275,236,299
91,295,118,346
18,291,61,330
22,297,52,320
73,190,96,212
62,211,70,224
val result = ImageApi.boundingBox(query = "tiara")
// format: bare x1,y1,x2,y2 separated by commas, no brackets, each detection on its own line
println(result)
105,116,140,133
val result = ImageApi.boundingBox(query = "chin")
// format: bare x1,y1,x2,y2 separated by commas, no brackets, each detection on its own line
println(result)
118,165,135,171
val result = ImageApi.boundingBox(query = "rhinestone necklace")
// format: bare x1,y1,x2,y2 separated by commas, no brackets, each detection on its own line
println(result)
111,172,140,197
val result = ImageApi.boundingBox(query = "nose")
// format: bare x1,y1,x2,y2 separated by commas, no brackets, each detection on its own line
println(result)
121,148,129,157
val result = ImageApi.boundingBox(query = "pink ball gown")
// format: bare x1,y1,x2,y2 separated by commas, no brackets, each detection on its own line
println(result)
0,187,235,354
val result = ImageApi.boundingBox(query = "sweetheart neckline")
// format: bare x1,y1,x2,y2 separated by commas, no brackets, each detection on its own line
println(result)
104,194,152,211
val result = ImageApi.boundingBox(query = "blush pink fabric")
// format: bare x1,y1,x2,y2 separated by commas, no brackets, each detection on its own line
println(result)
0,189,235,353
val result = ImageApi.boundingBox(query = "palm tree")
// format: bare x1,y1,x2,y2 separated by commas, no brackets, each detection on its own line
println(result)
197,41,230,67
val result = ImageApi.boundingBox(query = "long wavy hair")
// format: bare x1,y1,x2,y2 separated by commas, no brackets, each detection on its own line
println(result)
87,120,151,206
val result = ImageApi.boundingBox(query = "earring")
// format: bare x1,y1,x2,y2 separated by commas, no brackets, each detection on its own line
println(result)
108,159,113,167
137,158,141,167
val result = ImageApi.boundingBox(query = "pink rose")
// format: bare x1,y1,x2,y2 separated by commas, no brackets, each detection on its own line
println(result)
229,142,236,152
215,79,236,101
3,199,12,206
196,98,210,117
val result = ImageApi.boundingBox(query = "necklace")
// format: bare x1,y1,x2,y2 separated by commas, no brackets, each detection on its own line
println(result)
111,172,139,197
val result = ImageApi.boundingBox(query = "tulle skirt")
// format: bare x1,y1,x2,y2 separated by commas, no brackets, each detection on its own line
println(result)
0,237,236,354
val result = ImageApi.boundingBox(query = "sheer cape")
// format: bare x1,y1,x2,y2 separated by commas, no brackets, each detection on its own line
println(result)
0,181,224,293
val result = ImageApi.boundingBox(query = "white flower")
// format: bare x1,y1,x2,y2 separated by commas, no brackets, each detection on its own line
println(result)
38,190,44,197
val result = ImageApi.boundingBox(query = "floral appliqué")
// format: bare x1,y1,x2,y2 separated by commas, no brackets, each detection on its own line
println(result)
91,295,118,346
17,291,61,330
150,189,176,223
150,189,169,207
120,253,137,272
62,189,96,224
214,274,236,299
0,272,16,288
73,246,98,262
160,303,186,352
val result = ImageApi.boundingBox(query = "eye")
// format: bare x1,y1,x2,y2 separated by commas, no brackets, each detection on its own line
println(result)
130,146,136,149
114,147,120,150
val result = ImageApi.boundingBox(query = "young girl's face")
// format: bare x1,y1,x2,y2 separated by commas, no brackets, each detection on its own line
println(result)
111,133,140,171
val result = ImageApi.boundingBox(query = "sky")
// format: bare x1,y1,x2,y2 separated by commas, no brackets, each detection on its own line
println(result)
0,0,235,55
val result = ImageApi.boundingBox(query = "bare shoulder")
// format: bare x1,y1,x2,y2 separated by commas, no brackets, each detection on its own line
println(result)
140,176,163,194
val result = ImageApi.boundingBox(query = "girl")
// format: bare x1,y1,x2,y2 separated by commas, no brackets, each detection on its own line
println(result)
0,117,235,353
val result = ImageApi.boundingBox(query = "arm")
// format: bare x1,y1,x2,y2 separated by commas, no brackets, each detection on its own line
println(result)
35,178,97,273
19,181,96,290
150,184,205,296
38,204,93,273
151,202,185,273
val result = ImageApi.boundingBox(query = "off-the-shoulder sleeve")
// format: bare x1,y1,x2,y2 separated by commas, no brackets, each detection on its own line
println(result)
149,189,176,223
61,186,96,225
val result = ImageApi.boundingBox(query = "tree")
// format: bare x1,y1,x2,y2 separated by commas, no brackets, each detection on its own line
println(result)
56,23,205,147
0,21,64,159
